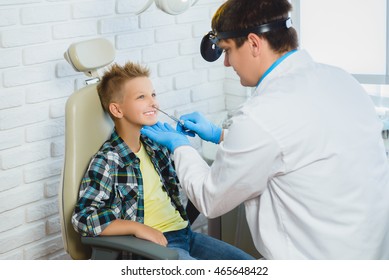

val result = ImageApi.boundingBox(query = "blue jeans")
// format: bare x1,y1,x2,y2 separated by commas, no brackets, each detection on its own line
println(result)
164,226,255,260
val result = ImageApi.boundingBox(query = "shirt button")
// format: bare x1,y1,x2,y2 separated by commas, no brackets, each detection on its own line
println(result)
134,158,140,164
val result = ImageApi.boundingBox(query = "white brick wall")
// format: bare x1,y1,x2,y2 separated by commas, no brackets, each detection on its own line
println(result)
0,0,229,260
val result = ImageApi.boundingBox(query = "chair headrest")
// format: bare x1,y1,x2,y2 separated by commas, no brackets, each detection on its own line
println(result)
64,38,115,78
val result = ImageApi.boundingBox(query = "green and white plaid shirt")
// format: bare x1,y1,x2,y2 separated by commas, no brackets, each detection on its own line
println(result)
72,129,188,237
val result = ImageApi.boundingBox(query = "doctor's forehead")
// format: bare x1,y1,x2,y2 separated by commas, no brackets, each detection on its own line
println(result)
217,39,235,49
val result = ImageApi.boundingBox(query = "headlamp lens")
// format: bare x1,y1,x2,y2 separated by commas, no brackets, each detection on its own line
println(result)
200,32,223,62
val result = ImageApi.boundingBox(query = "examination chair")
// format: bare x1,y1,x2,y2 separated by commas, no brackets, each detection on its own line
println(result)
59,38,199,260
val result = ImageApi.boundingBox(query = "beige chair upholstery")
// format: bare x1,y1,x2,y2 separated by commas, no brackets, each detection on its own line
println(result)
60,83,112,259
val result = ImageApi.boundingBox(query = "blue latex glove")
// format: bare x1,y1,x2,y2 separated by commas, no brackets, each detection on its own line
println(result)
177,112,222,144
141,122,190,152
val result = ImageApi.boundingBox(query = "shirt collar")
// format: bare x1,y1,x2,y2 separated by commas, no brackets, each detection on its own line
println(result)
256,49,298,88
109,128,159,166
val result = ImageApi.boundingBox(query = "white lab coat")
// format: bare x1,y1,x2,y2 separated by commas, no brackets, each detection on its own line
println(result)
174,50,389,259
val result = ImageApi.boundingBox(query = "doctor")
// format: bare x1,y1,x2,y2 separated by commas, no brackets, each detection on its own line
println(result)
142,0,389,259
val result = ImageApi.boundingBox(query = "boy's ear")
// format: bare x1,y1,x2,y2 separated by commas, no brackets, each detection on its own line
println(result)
109,103,123,119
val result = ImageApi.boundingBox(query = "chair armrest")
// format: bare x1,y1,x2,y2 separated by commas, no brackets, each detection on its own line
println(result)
81,236,178,260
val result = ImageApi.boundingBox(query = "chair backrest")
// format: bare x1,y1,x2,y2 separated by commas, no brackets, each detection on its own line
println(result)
59,38,115,259
59,84,113,259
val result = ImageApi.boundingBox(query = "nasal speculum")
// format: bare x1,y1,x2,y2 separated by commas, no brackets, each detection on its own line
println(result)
153,106,185,127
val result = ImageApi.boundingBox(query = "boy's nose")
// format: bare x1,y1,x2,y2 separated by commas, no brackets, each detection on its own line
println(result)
148,96,157,104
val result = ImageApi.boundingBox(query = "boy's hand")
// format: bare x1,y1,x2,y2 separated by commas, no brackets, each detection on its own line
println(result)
141,121,190,152
134,224,168,247
101,219,168,246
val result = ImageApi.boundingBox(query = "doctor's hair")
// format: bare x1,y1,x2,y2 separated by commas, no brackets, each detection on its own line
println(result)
97,61,150,118
212,0,298,53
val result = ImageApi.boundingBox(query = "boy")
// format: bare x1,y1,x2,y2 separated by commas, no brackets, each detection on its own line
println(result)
71,61,254,260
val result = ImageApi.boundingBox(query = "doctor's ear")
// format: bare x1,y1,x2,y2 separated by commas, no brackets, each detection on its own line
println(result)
247,33,263,57
109,103,123,119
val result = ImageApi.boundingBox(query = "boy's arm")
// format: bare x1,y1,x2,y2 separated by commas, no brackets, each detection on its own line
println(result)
101,219,167,247
72,155,168,246
72,155,127,237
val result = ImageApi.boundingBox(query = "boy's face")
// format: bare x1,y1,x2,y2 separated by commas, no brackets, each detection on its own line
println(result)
112,76,159,129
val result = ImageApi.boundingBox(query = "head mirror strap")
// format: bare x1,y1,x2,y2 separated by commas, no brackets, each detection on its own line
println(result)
216,18,292,40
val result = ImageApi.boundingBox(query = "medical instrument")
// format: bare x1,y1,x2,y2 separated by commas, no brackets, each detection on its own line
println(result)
176,112,221,144
200,18,292,62
153,106,185,127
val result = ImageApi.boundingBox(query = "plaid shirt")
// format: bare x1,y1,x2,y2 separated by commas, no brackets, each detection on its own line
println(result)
72,129,188,237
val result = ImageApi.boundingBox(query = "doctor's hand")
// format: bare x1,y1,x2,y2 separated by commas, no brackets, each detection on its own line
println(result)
141,121,190,153
177,112,222,144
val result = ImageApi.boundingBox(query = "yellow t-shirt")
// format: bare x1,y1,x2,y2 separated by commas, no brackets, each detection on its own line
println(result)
135,143,188,232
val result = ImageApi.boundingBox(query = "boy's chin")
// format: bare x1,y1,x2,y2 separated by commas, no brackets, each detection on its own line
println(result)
144,120,158,126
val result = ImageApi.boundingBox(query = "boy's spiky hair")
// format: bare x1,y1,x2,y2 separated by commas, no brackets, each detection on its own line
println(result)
97,61,150,118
